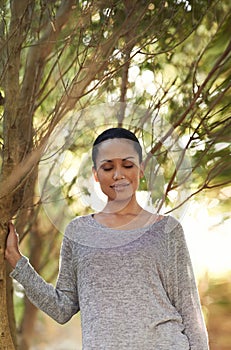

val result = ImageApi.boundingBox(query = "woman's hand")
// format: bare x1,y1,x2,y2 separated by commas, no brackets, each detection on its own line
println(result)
5,222,22,268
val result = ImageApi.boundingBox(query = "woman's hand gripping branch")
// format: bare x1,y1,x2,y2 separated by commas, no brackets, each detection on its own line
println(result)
5,222,22,268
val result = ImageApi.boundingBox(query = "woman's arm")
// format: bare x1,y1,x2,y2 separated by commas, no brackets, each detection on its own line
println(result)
167,220,209,350
5,223,79,324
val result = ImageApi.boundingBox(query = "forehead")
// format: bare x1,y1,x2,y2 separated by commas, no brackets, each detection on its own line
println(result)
95,138,139,161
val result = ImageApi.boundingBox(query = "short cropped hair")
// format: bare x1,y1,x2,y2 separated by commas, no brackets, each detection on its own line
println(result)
92,127,142,168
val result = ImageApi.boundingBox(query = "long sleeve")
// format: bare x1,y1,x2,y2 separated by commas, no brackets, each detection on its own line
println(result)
10,236,79,324
166,221,209,350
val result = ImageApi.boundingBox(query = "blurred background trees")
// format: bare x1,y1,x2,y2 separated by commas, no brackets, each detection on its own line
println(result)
0,0,230,349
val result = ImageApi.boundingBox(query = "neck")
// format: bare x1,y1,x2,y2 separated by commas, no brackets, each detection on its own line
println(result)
102,195,142,215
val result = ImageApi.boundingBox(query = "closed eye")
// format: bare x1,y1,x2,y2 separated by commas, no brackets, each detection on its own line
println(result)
102,167,113,171
101,165,133,171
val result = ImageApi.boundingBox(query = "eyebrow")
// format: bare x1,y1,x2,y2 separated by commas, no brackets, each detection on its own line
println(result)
100,156,135,163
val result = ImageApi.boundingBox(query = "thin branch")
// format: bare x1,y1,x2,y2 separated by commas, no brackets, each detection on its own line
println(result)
143,36,231,168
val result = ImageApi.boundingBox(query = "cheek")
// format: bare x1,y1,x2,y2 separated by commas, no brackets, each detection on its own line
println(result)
96,171,111,184
129,170,141,186
132,167,142,177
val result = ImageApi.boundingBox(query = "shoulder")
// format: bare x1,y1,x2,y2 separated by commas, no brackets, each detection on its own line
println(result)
164,215,183,231
64,214,92,240
154,215,185,242
162,216,189,253
144,213,182,231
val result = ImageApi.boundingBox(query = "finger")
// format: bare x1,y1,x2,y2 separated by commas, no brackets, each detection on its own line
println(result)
8,222,18,236
8,222,14,233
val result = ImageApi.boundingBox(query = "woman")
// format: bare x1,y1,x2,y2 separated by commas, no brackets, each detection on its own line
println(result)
5,127,209,349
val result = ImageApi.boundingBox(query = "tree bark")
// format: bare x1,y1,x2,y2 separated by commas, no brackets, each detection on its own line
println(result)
6,263,17,348
18,214,42,350
0,225,16,350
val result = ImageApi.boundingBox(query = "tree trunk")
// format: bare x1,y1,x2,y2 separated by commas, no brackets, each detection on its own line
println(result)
6,263,17,347
18,220,42,350
0,225,16,350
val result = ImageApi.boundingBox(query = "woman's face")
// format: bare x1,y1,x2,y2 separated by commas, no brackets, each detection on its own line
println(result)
93,138,144,202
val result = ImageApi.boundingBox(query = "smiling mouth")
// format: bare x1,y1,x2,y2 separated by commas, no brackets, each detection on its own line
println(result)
110,183,130,190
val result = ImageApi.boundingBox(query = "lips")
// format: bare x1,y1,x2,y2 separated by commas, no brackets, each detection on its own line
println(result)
110,182,130,190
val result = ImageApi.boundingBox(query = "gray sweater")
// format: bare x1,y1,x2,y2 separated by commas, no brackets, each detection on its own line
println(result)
11,215,209,350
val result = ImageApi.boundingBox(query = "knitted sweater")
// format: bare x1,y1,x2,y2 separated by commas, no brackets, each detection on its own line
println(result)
11,215,209,350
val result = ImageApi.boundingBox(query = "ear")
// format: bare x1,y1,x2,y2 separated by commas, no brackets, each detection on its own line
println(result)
92,166,99,182
139,162,145,179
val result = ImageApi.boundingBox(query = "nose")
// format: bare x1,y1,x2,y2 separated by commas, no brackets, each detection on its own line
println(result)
112,166,125,180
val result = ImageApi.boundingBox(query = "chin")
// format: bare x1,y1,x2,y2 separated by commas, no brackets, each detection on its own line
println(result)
109,192,135,203
102,186,136,202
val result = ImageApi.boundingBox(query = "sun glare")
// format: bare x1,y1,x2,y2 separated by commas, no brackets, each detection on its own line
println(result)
182,201,231,279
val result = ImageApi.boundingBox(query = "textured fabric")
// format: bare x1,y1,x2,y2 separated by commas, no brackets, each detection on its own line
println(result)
11,215,209,350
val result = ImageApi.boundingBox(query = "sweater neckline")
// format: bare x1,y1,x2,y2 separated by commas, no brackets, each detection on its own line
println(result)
87,213,168,233
66,214,174,248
